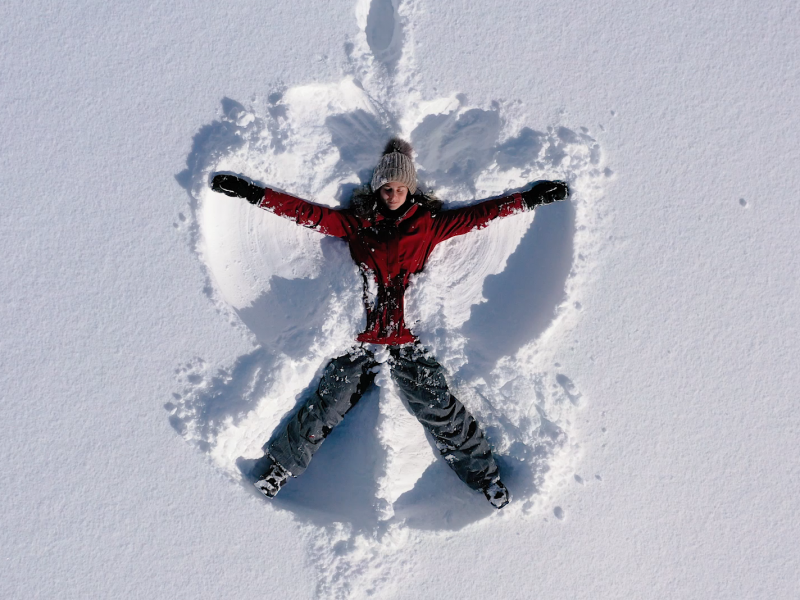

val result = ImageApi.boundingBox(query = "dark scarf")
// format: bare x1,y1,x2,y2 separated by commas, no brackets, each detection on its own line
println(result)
378,199,412,220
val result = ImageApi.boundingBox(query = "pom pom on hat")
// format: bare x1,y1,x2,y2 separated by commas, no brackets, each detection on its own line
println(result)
382,138,414,158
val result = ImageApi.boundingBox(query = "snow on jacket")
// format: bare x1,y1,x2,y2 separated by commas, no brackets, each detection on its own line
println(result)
258,188,527,345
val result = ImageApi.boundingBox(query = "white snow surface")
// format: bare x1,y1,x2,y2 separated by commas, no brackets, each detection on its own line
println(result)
2,0,799,598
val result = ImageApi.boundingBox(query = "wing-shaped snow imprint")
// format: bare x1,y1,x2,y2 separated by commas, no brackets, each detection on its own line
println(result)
170,0,610,596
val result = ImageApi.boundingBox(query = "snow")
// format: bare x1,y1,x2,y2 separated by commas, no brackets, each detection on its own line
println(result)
2,0,799,598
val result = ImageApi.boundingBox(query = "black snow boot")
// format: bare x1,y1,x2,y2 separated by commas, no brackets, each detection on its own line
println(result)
254,455,292,498
483,478,510,509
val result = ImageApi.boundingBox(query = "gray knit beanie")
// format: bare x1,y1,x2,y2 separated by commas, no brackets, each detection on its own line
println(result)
371,138,417,194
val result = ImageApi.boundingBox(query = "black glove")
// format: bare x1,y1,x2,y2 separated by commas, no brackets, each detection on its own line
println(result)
211,174,265,205
520,180,569,209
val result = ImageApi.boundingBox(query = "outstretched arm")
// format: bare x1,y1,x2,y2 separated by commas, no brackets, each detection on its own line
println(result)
432,180,569,243
211,174,356,239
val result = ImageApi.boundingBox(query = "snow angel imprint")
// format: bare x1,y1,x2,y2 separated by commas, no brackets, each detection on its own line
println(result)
210,138,570,509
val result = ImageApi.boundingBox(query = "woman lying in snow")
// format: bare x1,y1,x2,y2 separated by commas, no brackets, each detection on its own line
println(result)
211,139,568,509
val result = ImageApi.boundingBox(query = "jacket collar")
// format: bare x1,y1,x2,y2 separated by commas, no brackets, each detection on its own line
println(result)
372,201,419,225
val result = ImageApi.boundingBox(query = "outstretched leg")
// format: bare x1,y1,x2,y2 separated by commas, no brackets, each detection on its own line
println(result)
388,345,509,508
256,347,378,497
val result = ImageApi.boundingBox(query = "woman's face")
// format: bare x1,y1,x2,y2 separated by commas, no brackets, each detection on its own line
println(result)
378,182,408,210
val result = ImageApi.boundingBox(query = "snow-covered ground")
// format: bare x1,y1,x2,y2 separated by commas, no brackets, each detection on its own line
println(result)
2,0,799,598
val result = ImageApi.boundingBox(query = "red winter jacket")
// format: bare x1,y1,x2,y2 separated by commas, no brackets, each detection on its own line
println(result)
258,188,527,345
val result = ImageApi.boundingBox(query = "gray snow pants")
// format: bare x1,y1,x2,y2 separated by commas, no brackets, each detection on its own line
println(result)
267,344,499,491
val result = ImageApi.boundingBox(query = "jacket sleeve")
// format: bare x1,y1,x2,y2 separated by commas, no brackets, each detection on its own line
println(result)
257,187,357,239
431,193,527,244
